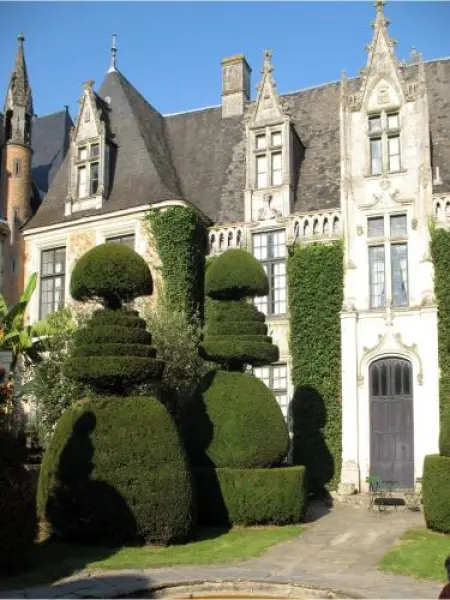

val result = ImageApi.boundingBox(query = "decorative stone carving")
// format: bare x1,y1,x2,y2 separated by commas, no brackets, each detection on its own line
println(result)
377,87,389,105
411,218,418,230
356,225,364,236
258,193,281,221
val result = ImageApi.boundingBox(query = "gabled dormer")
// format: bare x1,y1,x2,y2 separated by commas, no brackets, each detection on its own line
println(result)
244,50,294,222
65,79,113,215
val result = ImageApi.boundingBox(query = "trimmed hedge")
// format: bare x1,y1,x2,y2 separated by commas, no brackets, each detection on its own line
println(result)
206,321,268,336
439,410,450,457
37,396,196,545
206,299,266,324
64,356,164,392
70,243,153,309
73,325,152,346
288,241,344,492
194,466,306,526
422,454,450,533
90,310,147,330
206,249,269,300
0,431,37,573
181,370,289,468
199,340,279,368
430,228,450,423
72,343,157,358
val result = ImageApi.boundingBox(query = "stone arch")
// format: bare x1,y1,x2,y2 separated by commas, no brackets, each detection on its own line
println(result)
435,201,442,218
219,232,225,250
323,218,330,235
236,229,242,247
332,216,340,234
209,233,216,253
313,219,320,235
227,230,233,247
293,220,300,241
303,219,310,237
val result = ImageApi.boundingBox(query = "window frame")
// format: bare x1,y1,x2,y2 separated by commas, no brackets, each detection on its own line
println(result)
253,127,283,189
367,110,401,175
253,363,289,419
75,140,101,199
367,213,409,309
105,234,136,249
252,229,287,317
39,246,66,320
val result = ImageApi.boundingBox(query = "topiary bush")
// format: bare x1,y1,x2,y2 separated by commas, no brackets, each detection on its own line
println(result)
422,454,450,533
439,410,450,457
182,370,289,468
37,396,195,545
0,430,37,573
194,466,306,526
70,243,153,309
205,248,268,300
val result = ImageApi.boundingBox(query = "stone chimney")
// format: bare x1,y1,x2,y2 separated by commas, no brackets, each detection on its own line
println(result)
221,54,251,118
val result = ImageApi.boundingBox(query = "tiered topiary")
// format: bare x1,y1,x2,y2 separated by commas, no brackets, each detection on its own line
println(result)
38,243,195,546
423,409,450,533
0,430,37,573
184,249,304,525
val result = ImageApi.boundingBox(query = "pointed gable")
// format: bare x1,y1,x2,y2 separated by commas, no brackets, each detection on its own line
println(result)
249,50,287,126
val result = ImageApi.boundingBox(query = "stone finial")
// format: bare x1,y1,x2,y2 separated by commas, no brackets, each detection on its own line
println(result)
108,33,117,73
83,79,95,91
372,0,389,29
262,49,273,74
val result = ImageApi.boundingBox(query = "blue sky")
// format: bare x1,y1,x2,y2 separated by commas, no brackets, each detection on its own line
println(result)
1,2,449,119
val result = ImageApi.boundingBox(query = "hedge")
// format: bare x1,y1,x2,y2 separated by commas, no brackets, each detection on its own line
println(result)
440,410,450,457
70,243,153,309
72,343,157,358
205,249,269,300
288,241,344,492
194,466,306,526
199,340,279,368
207,299,266,323
0,431,37,573
146,206,206,318
422,454,450,533
73,326,152,347
90,310,147,330
37,396,196,545
206,321,268,336
430,228,450,423
181,370,289,468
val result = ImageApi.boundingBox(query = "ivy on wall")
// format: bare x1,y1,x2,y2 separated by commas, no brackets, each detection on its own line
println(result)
430,227,450,422
146,206,206,319
287,241,344,493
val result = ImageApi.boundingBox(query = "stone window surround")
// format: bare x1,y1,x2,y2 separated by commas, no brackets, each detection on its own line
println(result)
75,140,101,199
39,246,66,320
366,107,403,178
253,127,283,190
251,227,287,317
367,211,409,310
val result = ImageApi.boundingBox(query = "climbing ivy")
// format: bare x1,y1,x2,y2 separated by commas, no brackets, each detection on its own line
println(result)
146,206,206,319
287,241,344,493
430,227,450,422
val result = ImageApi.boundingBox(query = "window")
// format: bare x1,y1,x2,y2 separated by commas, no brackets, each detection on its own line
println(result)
368,214,408,308
76,141,101,198
254,129,283,188
77,166,87,198
106,234,135,249
253,363,289,419
90,162,99,196
253,229,286,316
40,247,66,319
368,111,401,175
256,155,267,189
13,158,21,178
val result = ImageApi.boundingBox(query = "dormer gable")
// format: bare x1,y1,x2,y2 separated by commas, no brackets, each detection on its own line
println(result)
65,79,114,215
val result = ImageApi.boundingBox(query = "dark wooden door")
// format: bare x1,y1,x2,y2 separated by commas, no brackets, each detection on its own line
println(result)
370,357,414,489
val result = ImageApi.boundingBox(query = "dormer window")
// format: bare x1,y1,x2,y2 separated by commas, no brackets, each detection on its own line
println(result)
254,128,283,189
368,111,401,176
75,141,101,199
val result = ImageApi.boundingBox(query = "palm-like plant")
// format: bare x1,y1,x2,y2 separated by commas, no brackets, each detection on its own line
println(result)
0,273,59,376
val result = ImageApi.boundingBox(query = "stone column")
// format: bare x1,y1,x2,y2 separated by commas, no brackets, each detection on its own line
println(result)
338,309,360,494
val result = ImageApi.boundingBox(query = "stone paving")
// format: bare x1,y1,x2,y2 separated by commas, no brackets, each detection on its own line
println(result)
0,503,443,599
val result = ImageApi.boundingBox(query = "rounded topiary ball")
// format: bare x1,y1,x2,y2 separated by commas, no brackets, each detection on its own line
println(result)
0,431,37,573
70,243,153,309
439,410,450,457
37,396,196,545
206,249,269,301
182,370,289,469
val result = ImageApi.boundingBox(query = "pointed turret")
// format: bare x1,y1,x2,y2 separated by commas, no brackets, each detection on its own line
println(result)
4,34,33,145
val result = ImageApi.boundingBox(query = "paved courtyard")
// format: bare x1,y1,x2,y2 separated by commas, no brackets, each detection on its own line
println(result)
1,503,443,599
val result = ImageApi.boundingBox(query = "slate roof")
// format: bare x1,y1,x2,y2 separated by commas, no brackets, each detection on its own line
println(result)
31,109,72,201
24,57,450,230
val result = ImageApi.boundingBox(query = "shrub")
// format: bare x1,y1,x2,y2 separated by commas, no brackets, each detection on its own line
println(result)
439,410,450,457
64,308,164,395
0,430,37,573
423,454,450,533
194,466,306,526
205,249,268,300
37,396,196,545
181,370,289,468
70,243,153,309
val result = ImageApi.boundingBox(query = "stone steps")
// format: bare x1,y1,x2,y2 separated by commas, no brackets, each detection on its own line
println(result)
331,490,423,512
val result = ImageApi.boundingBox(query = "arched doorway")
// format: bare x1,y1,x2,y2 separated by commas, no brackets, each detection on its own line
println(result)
370,357,414,489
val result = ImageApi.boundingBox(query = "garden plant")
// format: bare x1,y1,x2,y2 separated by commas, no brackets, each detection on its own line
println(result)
37,243,196,546
184,248,306,525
